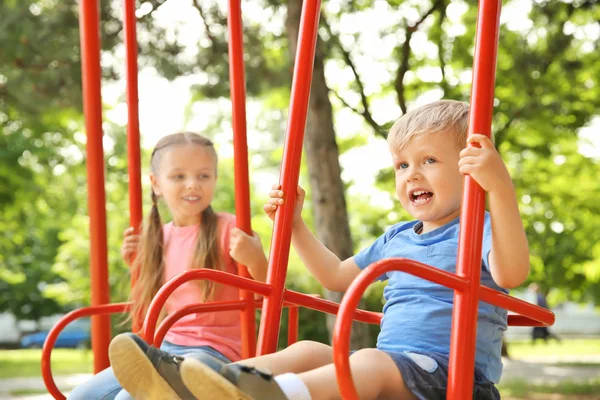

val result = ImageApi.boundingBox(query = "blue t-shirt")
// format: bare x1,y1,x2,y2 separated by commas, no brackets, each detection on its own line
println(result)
354,213,508,383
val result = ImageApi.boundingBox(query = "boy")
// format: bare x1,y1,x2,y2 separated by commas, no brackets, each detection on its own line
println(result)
111,100,529,399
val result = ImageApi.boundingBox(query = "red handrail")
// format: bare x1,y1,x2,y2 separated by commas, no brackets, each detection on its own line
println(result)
257,0,322,355
333,259,554,400
79,0,111,373
142,270,271,344
41,271,551,399
141,268,383,343
122,0,144,332
448,0,503,397
227,0,257,359
41,303,131,400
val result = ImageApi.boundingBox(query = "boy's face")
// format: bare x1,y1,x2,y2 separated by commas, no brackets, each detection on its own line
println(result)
390,131,464,232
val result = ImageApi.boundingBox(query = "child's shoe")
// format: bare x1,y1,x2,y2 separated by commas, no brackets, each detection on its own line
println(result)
180,353,288,400
109,332,196,400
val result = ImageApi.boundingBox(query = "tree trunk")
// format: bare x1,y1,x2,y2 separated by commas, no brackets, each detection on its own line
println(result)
285,0,372,350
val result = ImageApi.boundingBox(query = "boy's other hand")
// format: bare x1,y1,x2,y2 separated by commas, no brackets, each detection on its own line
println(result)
458,134,513,193
229,228,267,271
264,184,305,227
121,227,140,266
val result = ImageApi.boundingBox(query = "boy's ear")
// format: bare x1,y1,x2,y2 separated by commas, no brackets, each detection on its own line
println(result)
149,174,162,197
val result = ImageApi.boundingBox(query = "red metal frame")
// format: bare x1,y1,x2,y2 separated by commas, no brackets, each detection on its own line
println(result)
227,0,257,359
123,0,144,332
448,1,502,398
333,260,555,400
142,270,271,344
41,303,130,400
79,0,111,373
257,0,322,356
43,1,557,399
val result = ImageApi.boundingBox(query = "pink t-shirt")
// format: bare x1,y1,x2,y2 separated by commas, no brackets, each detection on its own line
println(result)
162,212,242,362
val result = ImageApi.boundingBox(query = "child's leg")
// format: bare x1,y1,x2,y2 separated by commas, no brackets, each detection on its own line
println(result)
180,347,414,400
237,340,334,375
66,367,124,400
109,333,193,400
299,348,414,400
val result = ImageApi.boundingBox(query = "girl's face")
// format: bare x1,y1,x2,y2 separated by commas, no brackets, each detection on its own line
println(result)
150,144,217,227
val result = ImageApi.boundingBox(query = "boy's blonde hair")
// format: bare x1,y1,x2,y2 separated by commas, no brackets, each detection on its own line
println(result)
387,100,470,151
129,132,223,329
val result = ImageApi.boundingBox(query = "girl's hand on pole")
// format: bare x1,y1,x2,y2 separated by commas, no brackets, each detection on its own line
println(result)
229,228,268,282
121,227,140,266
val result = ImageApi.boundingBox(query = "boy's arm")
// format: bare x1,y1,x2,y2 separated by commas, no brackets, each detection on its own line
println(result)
265,184,361,292
459,134,530,289
487,185,530,288
291,220,361,292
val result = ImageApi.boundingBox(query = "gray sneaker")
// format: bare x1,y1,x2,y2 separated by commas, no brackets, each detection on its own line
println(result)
180,353,288,400
109,332,196,400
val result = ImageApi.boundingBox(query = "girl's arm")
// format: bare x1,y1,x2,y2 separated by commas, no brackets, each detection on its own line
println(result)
229,228,268,283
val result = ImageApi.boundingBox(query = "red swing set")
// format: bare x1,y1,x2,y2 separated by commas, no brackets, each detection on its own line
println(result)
41,0,555,399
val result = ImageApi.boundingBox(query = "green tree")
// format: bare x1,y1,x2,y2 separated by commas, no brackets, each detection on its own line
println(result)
324,0,600,302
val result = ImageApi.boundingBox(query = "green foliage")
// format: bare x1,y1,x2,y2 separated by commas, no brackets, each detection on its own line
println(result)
1,0,599,336
329,0,600,302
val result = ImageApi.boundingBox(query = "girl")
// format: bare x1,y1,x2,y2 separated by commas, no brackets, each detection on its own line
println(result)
68,132,268,400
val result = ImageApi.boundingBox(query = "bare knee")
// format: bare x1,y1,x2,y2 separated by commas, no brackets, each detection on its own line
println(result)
283,341,333,373
350,349,409,399
350,348,389,362
287,340,331,355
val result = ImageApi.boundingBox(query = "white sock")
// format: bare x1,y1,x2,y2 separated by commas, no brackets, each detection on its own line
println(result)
274,373,312,400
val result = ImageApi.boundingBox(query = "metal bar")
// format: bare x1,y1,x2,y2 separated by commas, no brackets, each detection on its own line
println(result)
142,270,271,343
227,0,257,359
41,303,131,400
333,258,552,399
447,1,502,398
480,287,555,326
333,259,467,400
79,0,111,373
283,290,382,325
154,300,248,347
507,314,552,327
256,0,322,356
122,0,143,333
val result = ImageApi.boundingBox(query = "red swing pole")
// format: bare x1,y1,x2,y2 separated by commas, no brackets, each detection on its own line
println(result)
79,0,111,372
447,0,502,398
122,0,144,333
227,0,257,358
256,0,322,355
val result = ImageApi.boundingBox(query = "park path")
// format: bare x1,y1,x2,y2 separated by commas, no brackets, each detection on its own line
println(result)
1,356,599,399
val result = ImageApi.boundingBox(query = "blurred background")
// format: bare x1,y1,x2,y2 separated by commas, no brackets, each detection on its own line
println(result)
1,0,599,398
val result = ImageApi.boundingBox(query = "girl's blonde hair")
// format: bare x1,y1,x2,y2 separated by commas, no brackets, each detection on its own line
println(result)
129,132,223,328
387,100,470,152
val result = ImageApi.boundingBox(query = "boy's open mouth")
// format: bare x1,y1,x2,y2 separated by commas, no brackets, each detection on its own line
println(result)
410,190,433,205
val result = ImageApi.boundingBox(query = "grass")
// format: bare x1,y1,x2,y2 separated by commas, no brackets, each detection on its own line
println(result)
9,388,48,396
0,349,93,378
499,339,600,399
499,379,600,399
507,338,600,359
1,340,600,400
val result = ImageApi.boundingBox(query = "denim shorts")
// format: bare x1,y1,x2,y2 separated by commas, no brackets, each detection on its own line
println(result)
383,350,501,400
160,341,231,363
